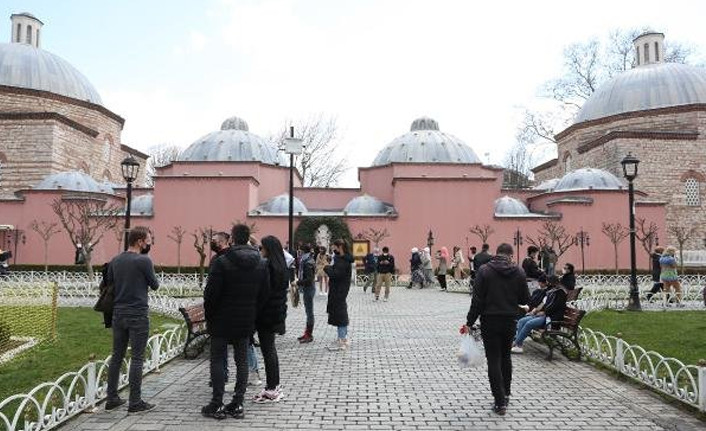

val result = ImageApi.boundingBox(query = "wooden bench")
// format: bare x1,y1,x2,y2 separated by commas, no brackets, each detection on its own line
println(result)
565,287,583,303
178,303,209,359
530,306,586,361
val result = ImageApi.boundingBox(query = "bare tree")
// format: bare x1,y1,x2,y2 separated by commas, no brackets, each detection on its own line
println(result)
29,220,61,272
359,227,391,249
145,144,181,187
192,227,211,287
168,226,186,274
502,140,532,189
51,195,120,279
271,115,348,187
635,217,659,261
668,225,697,270
527,221,574,258
469,224,495,245
602,222,629,274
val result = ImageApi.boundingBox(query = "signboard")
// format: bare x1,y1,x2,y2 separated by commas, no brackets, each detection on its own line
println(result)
352,240,369,269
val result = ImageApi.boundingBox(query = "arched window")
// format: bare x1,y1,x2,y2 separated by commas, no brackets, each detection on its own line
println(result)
102,169,112,182
636,46,641,65
16,24,21,42
26,25,32,45
654,42,659,62
103,137,112,162
644,43,650,63
36,29,40,47
78,161,90,175
685,178,700,206
563,152,572,173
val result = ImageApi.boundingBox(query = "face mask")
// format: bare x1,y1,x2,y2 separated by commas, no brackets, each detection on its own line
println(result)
140,244,151,255
210,242,219,252
334,249,341,255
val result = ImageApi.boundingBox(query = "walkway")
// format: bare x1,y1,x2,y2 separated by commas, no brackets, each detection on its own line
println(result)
60,287,704,431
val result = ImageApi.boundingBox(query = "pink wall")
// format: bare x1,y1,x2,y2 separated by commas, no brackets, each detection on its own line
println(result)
295,188,361,210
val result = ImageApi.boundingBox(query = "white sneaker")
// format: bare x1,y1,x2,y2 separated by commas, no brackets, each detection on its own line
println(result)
248,371,262,386
326,340,343,351
510,346,524,354
383,298,388,302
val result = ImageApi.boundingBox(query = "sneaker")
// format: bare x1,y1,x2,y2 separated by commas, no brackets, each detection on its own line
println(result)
105,398,126,411
511,346,524,354
383,298,388,302
374,296,379,301
492,404,507,415
299,334,313,344
248,371,262,386
253,388,283,403
201,401,226,420
223,402,245,419
327,340,343,351
128,401,157,414
341,338,351,349
297,333,306,341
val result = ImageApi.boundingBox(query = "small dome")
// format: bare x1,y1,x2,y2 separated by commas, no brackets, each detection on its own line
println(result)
494,196,530,216
344,195,393,215
256,194,307,214
35,171,106,193
554,168,624,192
534,178,560,191
0,43,103,104
372,117,481,166
131,194,154,215
575,63,706,123
179,117,285,165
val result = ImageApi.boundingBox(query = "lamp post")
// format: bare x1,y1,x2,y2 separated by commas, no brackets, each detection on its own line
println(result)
284,127,303,255
427,230,434,255
621,153,641,311
574,229,590,273
121,156,140,251
513,228,522,263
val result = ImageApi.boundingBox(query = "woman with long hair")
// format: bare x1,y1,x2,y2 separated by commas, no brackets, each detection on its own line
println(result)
436,247,449,291
324,239,354,351
659,246,683,305
315,246,329,295
253,235,288,403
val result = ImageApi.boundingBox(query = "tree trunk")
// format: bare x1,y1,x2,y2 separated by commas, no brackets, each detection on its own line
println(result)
614,244,619,274
678,245,684,272
177,243,182,274
198,255,206,287
85,252,95,280
44,241,49,273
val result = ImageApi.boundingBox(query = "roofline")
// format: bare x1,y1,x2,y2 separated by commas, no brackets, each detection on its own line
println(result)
0,111,98,137
633,32,664,42
359,161,500,171
11,13,44,25
577,130,699,154
531,158,558,174
120,144,149,160
392,176,496,185
161,160,303,181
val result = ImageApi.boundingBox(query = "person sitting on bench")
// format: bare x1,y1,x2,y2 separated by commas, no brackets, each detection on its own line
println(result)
510,275,567,354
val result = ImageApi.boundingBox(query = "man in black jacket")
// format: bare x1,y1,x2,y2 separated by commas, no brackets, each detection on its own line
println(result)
207,231,231,387
462,243,529,416
374,246,395,301
296,244,316,343
522,246,544,292
473,243,492,272
646,247,664,301
202,224,269,420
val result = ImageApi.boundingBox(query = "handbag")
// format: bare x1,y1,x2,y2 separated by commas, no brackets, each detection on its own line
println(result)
289,283,300,308
94,281,114,313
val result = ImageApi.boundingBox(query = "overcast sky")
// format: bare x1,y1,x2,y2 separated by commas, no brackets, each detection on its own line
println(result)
3,0,706,186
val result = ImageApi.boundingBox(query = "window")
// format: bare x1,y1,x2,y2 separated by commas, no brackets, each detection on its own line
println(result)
644,43,649,62
16,24,21,42
654,42,659,62
26,25,32,45
685,178,700,206
636,46,640,65
36,29,40,47
563,153,572,173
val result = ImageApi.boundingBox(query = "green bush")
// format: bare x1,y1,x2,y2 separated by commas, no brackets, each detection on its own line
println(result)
0,319,11,345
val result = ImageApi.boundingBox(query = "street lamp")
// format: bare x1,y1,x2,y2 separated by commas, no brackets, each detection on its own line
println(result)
513,228,522,263
283,127,303,255
574,229,590,273
121,156,140,251
427,230,434,255
621,153,641,311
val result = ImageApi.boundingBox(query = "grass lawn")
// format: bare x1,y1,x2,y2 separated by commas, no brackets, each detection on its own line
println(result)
0,307,179,401
582,309,706,365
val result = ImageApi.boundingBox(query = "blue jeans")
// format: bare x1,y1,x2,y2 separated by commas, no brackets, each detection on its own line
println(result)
247,342,258,372
107,313,149,407
513,315,547,347
337,325,348,339
300,285,316,329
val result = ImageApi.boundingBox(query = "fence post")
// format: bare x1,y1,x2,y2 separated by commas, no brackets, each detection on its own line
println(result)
86,356,97,411
614,334,624,373
151,336,161,373
50,281,59,341
698,359,706,413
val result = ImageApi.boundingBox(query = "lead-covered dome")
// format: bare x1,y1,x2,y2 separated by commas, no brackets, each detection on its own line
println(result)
372,117,481,166
131,194,154,216
0,43,103,105
534,178,560,191
178,116,285,165
554,168,624,192
575,63,706,123
35,171,108,193
494,196,530,216
255,194,307,214
344,194,394,215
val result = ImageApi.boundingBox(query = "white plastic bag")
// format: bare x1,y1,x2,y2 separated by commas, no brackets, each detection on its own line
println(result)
457,334,484,368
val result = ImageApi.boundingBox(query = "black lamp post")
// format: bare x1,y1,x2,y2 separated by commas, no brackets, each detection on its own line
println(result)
621,153,641,311
121,156,140,251
574,228,590,273
284,127,303,255
513,228,522,263
427,230,434,255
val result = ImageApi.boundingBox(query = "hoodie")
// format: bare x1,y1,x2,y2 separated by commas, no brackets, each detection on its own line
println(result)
466,255,530,326
204,245,270,339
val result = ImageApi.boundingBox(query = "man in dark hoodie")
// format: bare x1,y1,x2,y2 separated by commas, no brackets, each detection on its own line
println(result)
462,243,529,416
296,244,317,343
202,224,269,420
646,246,664,301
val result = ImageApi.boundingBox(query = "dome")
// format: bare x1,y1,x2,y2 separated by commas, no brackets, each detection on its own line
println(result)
35,171,106,193
256,194,307,214
372,117,481,166
131,194,154,216
178,116,285,165
575,63,706,123
554,168,624,192
534,178,560,191
0,43,103,105
344,195,393,215
494,196,530,216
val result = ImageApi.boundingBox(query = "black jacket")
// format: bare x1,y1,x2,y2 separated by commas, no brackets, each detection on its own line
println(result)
522,257,543,279
466,255,530,326
651,253,662,282
363,253,377,274
473,251,492,271
377,253,395,274
324,253,353,327
544,287,567,326
297,253,316,288
204,245,270,339
410,252,422,271
256,258,288,334
560,272,576,290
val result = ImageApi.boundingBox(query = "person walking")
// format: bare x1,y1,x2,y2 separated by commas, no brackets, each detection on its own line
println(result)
315,246,329,296
296,244,317,343
660,246,683,305
451,246,465,279
462,243,530,416
407,247,424,289
436,247,449,291
201,224,270,420
253,235,288,403
324,239,353,351
421,247,434,287
646,247,664,301
473,243,492,272
374,246,395,302
362,248,379,293
104,226,159,414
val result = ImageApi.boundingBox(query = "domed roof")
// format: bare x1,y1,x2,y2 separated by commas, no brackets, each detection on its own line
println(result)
554,168,624,192
575,63,706,123
534,178,560,191
131,194,154,215
0,43,103,105
255,194,307,214
35,171,107,193
372,117,481,166
344,195,393,215
178,116,285,165
494,196,530,216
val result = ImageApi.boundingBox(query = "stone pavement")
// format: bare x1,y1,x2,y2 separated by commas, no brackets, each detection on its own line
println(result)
60,287,705,431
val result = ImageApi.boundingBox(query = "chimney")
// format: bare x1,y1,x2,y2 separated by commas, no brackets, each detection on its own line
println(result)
634,32,665,67
10,12,44,48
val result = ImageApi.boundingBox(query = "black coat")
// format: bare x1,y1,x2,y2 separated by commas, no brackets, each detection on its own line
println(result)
466,255,530,326
324,253,353,327
522,257,543,279
204,245,270,339
256,259,288,334
560,272,576,290
651,253,662,282
473,251,492,271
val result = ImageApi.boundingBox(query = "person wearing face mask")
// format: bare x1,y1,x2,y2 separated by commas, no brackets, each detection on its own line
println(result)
104,226,160,414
